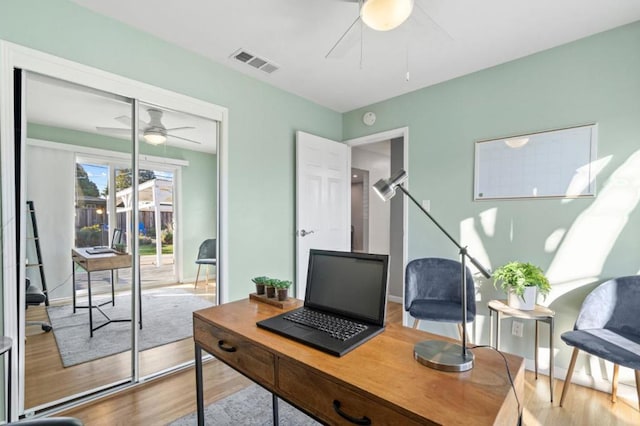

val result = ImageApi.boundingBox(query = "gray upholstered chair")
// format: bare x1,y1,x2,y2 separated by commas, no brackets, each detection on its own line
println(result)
405,257,476,339
194,238,216,288
26,278,51,332
560,275,640,411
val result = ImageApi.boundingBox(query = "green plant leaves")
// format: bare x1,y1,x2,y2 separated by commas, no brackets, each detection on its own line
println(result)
492,261,551,299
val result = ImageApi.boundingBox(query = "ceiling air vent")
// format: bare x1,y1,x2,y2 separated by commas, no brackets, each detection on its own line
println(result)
230,49,279,75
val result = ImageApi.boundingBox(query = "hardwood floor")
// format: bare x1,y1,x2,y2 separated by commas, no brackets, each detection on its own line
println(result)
25,282,216,408
29,300,640,425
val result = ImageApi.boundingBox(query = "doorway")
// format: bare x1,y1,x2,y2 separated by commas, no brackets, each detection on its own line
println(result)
347,130,407,305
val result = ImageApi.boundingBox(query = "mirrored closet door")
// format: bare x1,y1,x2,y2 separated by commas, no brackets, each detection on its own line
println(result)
23,72,135,410
19,71,219,414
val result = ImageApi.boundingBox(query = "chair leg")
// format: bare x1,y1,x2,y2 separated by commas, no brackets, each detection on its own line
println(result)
412,318,420,329
560,347,580,407
635,370,640,412
194,264,202,288
612,364,619,403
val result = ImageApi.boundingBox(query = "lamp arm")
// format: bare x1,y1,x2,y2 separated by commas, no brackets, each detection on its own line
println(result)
395,185,491,279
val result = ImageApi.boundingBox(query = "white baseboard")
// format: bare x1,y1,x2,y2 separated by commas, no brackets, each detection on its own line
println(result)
522,359,638,402
388,294,402,304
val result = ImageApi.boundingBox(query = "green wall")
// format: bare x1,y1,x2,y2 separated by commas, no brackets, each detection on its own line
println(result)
344,22,640,373
3,0,640,398
0,0,342,302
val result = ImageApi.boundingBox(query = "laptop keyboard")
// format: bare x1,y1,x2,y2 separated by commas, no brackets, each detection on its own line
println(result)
284,309,368,341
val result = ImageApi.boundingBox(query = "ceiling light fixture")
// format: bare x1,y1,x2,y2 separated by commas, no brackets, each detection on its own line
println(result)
143,129,167,145
361,0,415,31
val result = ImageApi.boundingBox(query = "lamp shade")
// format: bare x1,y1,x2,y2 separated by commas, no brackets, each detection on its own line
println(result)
361,0,414,31
373,169,408,201
143,130,167,145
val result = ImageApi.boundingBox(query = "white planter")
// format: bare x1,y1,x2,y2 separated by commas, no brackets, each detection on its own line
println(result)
507,286,537,310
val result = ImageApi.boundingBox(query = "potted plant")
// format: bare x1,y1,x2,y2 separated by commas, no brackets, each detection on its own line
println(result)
252,276,269,295
274,280,292,301
265,278,278,298
492,261,551,310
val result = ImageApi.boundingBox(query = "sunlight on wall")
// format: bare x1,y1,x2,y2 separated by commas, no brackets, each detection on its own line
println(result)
562,156,612,204
479,207,497,237
546,151,640,303
461,217,493,273
544,229,566,252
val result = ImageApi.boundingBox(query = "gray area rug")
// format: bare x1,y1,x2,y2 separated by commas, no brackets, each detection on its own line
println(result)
47,288,213,367
169,384,319,426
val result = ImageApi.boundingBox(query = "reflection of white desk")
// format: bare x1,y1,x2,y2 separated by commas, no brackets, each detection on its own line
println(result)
71,248,137,337
488,299,555,402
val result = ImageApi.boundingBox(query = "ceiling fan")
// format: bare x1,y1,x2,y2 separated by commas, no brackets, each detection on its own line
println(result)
327,0,450,59
96,108,201,145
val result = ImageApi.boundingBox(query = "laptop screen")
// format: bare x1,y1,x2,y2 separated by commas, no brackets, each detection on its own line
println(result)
304,249,389,325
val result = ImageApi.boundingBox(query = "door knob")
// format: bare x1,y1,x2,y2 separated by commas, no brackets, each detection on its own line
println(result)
299,229,315,237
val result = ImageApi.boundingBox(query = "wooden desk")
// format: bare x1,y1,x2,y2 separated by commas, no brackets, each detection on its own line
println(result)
71,248,135,337
488,299,555,402
194,299,524,425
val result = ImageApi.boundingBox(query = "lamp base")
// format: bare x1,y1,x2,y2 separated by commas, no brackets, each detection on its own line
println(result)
413,340,474,372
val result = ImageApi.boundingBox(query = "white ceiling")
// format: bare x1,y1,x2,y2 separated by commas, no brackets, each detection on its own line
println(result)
70,0,640,113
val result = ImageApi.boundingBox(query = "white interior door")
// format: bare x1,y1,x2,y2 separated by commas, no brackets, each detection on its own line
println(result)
296,131,350,300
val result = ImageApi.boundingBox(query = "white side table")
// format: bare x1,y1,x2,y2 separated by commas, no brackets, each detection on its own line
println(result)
488,299,555,402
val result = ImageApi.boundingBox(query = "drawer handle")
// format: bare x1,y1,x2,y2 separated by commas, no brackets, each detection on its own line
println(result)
332,400,371,425
217,340,237,352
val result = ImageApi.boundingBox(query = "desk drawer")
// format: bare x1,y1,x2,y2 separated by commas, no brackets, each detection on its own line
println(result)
278,358,427,426
194,318,275,388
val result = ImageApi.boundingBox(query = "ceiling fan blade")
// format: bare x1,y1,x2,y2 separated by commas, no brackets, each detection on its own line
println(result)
411,0,454,41
325,15,362,59
96,126,131,135
165,126,195,132
166,133,201,144
114,115,149,129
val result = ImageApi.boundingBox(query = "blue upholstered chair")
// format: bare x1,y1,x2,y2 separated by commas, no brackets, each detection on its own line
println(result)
560,275,640,411
405,258,476,339
194,238,216,288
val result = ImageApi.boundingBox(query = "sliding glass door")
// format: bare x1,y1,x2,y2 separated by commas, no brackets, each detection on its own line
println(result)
23,72,134,409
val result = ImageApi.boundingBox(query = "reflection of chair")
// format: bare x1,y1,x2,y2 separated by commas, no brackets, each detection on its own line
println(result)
560,276,640,411
26,278,52,332
195,239,216,288
405,258,475,339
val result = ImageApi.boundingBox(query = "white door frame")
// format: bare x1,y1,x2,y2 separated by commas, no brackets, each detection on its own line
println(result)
345,127,409,306
0,40,229,417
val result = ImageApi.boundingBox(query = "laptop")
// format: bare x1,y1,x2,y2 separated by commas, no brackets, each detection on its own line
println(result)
257,249,389,357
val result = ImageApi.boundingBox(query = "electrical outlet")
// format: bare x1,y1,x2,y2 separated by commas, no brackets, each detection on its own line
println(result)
511,320,524,337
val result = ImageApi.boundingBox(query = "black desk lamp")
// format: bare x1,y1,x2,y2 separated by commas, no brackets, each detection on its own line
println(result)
373,169,491,372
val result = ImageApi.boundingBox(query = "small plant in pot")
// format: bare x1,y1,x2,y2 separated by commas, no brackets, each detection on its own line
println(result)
492,261,551,310
252,276,269,295
274,280,292,301
265,278,279,298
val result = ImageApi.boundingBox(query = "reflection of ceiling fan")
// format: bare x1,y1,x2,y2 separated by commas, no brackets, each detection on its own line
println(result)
327,0,450,59
96,108,200,145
